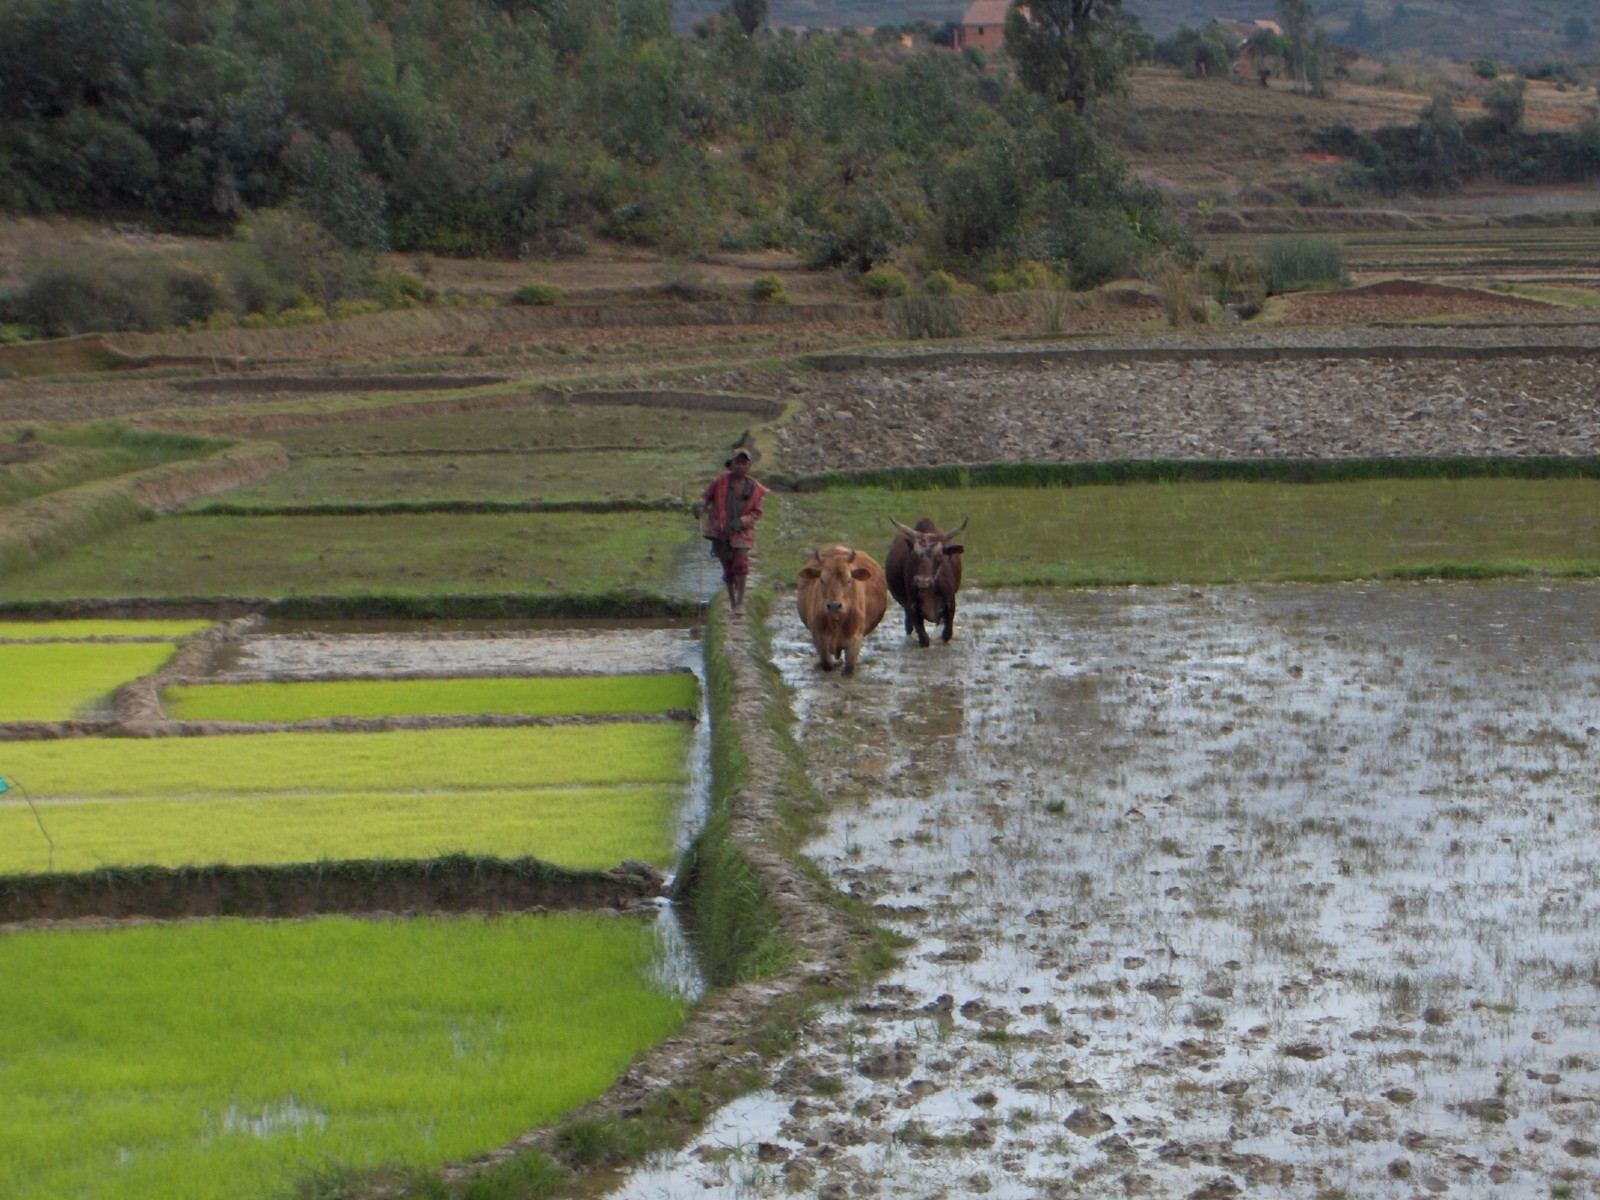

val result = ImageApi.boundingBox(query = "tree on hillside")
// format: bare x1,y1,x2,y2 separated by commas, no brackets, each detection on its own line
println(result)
1276,0,1315,94
1481,76,1526,135
728,0,766,37
1004,0,1136,115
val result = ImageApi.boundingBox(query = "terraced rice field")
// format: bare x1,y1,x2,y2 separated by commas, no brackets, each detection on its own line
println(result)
0,724,691,873
196,448,712,508
0,913,689,1200
162,672,698,721
0,641,181,721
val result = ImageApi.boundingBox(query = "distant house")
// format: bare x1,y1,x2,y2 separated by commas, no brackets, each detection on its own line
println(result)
954,0,1013,52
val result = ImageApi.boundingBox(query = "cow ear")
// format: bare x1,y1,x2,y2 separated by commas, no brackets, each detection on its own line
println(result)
800,566,822,580
850,565,874,582
943,544,964,556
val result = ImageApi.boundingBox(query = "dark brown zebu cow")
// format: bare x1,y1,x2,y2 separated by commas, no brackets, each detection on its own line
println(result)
796,545,889,675
886,516,966,647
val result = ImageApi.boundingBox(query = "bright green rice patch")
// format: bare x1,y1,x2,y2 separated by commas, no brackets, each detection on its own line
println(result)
199,447,712,508
779,479,1600,585
0,643,177,721
163,674,698,722
0,785,679,873
0,511,689,600
0,724,689,798
0,914,686,1200
0,619,213,640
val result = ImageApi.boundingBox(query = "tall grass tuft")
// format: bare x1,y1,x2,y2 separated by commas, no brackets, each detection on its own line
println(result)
1153,259,1210,326
889,295,964,340
1262,235,1348,293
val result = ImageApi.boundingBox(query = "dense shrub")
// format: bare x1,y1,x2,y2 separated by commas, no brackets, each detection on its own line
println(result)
512,282,563,306
12,256,227,336
860,266,911,298
1262,235,1347,293
748,274,787,302
921,269,958,296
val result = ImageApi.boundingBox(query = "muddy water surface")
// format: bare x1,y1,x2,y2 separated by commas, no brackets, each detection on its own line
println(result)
615,582,1600,1200
207,620,700,679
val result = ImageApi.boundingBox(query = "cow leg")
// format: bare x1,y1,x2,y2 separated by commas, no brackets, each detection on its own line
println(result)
842,639,859,675
912,612,931,649
941,602,955,643
903,605,914,635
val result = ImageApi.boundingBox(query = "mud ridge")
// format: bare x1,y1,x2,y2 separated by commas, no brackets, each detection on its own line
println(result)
0,856,668,925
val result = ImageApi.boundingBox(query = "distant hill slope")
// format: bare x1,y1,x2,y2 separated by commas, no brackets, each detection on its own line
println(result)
673,0,1599,64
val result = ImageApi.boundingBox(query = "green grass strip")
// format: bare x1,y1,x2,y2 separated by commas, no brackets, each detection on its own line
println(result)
0,619,213,641
0,643,177,721
162,674,698,722
0,785,680,874
0,724,690,798
0,511,692,601
0,914,685,1200
787,455,1600,493
777,478,1600,586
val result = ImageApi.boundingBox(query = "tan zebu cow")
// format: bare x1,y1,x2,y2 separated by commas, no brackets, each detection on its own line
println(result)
796,545,889,675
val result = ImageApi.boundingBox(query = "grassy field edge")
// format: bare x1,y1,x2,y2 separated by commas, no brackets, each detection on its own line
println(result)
784,453,1600,492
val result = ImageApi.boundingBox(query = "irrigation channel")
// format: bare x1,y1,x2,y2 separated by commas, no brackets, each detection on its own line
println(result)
616,581,1600,1200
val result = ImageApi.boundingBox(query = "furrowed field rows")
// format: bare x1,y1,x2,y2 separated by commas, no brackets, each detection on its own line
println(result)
0,784,682,872
0,914,687,1200
260,401,755,455
162,673,700,721
0,642,180,721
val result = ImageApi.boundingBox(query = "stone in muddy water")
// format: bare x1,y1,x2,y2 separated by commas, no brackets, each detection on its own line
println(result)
1565,1137,1598,1158
1454,1097,1508,1122
1187,1176,1241,1200
1388,1157,1413,1179
971,1090,999,1109
1138,975,1182,1000
1279,1040,1328,1061
1384,1087,1417,1104
855,1047,916,1080
1218,1080,1249,1096
1065,1106,1116,1136
756,1142,789,1164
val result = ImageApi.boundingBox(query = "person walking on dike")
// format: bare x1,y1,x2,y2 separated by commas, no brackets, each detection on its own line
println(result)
694,445,768,617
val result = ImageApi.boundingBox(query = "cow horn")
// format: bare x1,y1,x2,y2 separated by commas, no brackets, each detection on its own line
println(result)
847,547,857,563
889,516,916,537
945,515,969,539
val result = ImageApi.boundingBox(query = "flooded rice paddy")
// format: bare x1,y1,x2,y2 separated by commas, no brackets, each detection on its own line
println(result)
616,581,1600,1200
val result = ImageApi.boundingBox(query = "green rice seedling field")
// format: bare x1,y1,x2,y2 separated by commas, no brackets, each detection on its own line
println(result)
0,724,690,872
264,401,755,455
0,619,213,640
0,723,687,795
199,447,713,509
0,913,686,1200
777,478,1600,586
0,785,681,873
163,673,698,722
0,642,179,721
0,511,692,600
